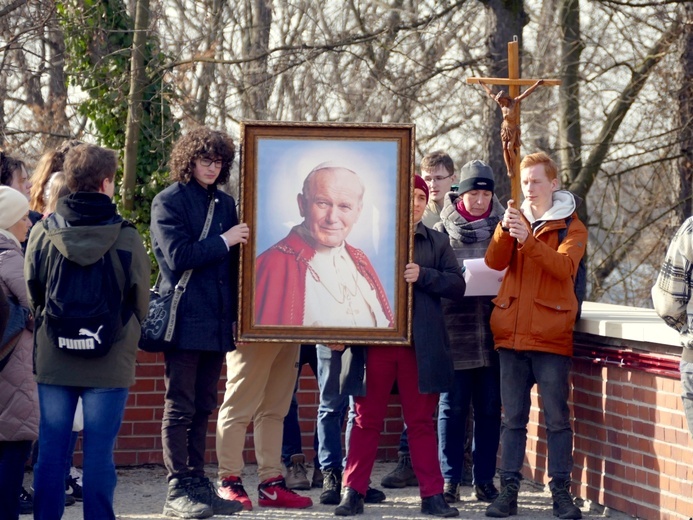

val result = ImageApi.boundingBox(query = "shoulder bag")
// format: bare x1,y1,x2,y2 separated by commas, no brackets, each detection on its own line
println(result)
139,198,216,352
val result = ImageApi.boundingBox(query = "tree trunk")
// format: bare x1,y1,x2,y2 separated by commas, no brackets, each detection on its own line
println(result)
678,1,693,223
45,8,69,149
122,0,150,211
480,0,527,205
558,0,583,189
241,0,272,120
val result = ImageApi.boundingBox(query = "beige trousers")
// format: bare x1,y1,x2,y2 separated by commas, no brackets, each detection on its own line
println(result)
216,342,299,482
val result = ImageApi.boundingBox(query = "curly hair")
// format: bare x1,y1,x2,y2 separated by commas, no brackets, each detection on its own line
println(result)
0,150,26,187
169,127,235,185
29,139,83,212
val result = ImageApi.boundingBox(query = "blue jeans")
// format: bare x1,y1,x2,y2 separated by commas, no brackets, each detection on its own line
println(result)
282,345,319,466
317,345,350,470
498,349,573,482
0,440,32,520
681,360,693,437
33,384,128,520
438,366,501,485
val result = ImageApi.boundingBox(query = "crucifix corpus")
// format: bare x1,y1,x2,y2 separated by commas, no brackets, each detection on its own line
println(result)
467,38,561,202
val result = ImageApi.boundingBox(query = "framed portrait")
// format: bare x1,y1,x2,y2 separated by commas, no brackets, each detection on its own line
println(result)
237,121,415,345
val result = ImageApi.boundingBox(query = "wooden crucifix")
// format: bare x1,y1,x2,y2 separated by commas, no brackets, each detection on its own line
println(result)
467,38,561,202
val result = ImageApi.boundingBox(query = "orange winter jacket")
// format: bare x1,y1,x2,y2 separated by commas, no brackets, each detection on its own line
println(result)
484,212,587,357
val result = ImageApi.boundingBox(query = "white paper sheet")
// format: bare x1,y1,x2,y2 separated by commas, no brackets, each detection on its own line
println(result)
463,258,506,296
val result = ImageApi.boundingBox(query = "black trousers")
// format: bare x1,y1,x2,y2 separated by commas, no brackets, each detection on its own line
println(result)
162,349,224,480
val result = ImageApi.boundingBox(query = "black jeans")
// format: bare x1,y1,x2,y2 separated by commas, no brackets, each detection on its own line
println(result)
0,440,31,520
162,349,224,480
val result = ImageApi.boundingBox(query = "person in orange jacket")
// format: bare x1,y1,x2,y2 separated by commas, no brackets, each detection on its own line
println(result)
484,152,586,519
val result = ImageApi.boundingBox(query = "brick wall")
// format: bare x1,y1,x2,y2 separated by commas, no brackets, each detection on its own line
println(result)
78,335,693,520
520,345,693,520
97,351,404,468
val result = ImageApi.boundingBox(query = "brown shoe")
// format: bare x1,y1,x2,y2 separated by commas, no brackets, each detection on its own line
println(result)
285,454,311,490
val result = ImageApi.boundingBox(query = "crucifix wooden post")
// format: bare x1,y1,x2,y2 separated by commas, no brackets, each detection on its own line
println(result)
467,38,561,202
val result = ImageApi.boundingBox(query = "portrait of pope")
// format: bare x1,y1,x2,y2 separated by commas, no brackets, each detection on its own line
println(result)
254,161,394,328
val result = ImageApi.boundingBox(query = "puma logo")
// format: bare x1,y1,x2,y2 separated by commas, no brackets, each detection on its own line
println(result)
79,325,104,345
262,490,278,500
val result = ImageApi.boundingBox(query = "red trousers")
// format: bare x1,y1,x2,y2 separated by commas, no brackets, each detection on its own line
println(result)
343,345,443,498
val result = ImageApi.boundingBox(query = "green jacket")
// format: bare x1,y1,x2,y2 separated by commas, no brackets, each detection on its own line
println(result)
25,193,150,388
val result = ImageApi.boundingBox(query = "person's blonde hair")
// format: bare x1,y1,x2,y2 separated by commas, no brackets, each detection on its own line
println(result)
44,172,70,215
520,152,558,181
29,140,82,212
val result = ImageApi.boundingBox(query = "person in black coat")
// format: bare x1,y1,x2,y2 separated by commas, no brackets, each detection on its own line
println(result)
335,176,465,518
150,127,248,519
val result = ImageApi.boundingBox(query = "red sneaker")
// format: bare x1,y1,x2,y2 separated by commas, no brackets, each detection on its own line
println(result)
218,476,253,511
258,476,313,509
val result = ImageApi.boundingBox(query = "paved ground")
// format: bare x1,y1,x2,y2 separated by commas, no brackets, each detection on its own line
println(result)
44,462,627,519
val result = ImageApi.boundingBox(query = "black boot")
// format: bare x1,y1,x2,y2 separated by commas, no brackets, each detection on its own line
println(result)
364,487,386,504
475,481,500,502
485,477,519,518
334,487,364,516
421,493,459,517
381,452,418,488
549,479,582,519
320,468,342,505
188,476,243,516
162,477,213,519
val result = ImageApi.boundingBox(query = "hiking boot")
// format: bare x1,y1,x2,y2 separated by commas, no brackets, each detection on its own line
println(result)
218,476,253,511
549,479,582,519
162,477,213,519
485,478,519,518
258,475,313,508
443,481,460,503
421,493,460,517
311,466,324,488
189,477,243,516
365,486,386,504
381,452,418,488
319,467,341,505
19,487,32,514
285,454,311,490
334,486,364,516
475,482,500,502
66,475,83,501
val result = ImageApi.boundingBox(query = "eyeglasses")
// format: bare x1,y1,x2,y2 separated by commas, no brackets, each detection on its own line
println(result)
199,158,223,168
422,173,453,184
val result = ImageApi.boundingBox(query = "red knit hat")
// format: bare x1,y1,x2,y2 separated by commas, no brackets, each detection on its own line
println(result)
414,175,429,202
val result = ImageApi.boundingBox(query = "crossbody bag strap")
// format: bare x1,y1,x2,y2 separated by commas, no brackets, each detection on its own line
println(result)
163,197,216,341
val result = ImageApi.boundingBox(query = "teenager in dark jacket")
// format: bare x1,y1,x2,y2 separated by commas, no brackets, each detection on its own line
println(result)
335,176,465,518
25,144,151,520
433,160,503,504
150,127,248,518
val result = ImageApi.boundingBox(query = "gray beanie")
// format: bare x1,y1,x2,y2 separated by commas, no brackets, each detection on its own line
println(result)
458,160,495,194
0,186,29,230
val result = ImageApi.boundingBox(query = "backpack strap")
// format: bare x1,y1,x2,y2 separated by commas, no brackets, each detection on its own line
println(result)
557,216,573,245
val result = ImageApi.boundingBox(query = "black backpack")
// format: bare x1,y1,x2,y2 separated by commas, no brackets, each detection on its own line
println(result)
43,223,132,358
557,216,587,320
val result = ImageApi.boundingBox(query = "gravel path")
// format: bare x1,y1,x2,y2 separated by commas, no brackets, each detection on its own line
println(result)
43,463,628,519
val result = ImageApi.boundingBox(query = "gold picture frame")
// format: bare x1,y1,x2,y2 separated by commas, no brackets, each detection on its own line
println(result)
237,121,415,345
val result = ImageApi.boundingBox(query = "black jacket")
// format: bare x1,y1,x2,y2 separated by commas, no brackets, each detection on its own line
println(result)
341,223,465,395
150,180,239,352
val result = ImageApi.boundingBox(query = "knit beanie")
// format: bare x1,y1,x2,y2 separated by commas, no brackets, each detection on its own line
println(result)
458,160,495,194
0,186,29,230
414,175,430,202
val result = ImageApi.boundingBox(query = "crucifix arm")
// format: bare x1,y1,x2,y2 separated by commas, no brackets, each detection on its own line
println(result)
479,81,495,99
515,79,545,102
